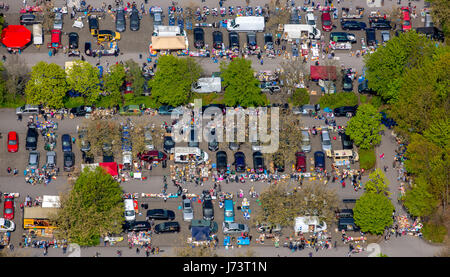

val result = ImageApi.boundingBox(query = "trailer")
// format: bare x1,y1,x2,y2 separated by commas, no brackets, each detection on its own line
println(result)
341,7,364,19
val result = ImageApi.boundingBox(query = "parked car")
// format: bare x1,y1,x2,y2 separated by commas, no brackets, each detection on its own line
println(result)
97,30,121,43
158,105,184,116
333,105,358,117
163,135,175,153
366,28,377,46
68,32,79,49
264,33,273,49
222,222,249,235
247,32,257,50
116,8,126,32
358,79,375,94
341,20,366,30
314,151,325,171
370,19,392,30
144,130,154,150
234,152,246,172
63,151,75,171
295,151,307,172
3,196,14,220
306,12,317,27
341,132,354,150
301,130,311,153
20,13,36,25
202,192,214,220
138,150,167,163
381,31,390,43
330,32,356,43
0,218,15,232
253,151,264,173
208,138,219,152
216,151,228,173
342,76,353,92
70,106,88,117
25,127,38,150
28,151,40,169
53,12,63,30
153,11,163,27
16,104,39,115
260,83,281,94
154,221,180,234
229,31,239,48
119,105,141,116
212,31,223,49
146,209,175,221
182,198,194,221
130,7,140,31
401,7,412,32
321,130,332,152
189,219,218,234
46,151,57,168
256,222,282,234
321,11,333,32
61,134,72,152
193,28,205,48
78,128,91,153
7,131,18,153
123,221,151,232
290,8,300,24
228,142,240,151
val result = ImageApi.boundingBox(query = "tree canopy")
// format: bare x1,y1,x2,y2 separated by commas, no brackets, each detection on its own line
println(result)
364,31,437,103
354,193,394,235
221,58,267,107
149,56,202,106
125,59,146,97
104,63,126,106
364,169,390,196
66,60,101,105
25,61,68,108
345,104,382,149
54,167,124,246
404,178,438,217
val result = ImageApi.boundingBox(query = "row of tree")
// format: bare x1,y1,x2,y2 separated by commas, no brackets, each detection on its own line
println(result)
365,31,449,222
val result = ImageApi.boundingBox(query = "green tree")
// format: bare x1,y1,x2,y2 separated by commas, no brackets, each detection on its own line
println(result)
345,104,382,149
66,60,101,105
221,58,266,107
428,0,450,37
354,193,394,235
364,31,437,103
53,167,124,246
364,169,390,196
291,88,310,106
404,179,438,217
423,118,450,149
125,59,146,97
104,63,126,106
25,61,68,108
149,56,202,106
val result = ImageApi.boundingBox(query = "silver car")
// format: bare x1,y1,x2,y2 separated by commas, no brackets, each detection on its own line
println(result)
46,151,57,168
116,8,126,32
300,104,316,115
144,130,154,150
28,151,40,169
301,130,311,153
182,198,194,221
381,31,390,43
321,130,332,152
53,12,63,30
222,222,249,235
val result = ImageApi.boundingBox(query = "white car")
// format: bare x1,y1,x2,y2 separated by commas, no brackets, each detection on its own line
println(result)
306,12,317,28
53,12,63,30
0,218,15,232
182,198,194,221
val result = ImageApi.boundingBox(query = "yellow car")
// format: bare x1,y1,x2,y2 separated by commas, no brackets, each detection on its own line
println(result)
97,30,121,43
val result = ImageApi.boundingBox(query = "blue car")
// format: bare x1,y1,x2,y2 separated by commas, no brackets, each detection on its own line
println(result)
224,199,235,223
314,151,325,171
61,134,72,152
234,152,246,172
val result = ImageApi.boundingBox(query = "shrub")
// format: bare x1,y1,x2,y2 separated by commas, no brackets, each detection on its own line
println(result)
291,88,310,106
359,147,376,170
370,95,383,109
422,223,447,243
64,97,85,108
360,95,368,104
319,92,358,109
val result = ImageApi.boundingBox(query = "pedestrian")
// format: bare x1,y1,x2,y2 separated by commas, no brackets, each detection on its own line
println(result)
260,59,263,65
7,167,11,174
136,247,140,254
9,243,14,252
43,247,48,256
117,250,122,257
145,249,150,257
308,252,313,257
380,153,385,159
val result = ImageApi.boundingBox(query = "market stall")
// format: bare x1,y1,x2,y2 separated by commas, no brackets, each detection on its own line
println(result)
1,25,32,51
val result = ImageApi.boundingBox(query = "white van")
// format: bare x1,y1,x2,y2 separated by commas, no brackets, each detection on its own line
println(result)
283,24,321,40
227,16,265,32
16,104,40,115
124,199,136,222
33,24,43,46
294,216,327,233
174,147,209,164
192,77,222,93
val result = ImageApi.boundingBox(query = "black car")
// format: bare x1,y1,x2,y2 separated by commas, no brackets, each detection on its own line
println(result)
123,221,151,232
229,31,239,48
333,105,358,117
102,152,114,163
194,28,205,49
63,152,75,171
341,133,354,150
415,27,445,42
369,19,392,30
163,135,175,153
212,31,223,50
25,127,38,150
61,134,72,152
154,221,180,234
253,151,265,173
341,20,367,30
358,79,375,94
70,106,87,116
247,32,257,50
146,209,175,221
130,8,140,31
234,152,246,172
216,151,228,173
365,28,377,46
264,33,273,49
115,8,126,32
202,192,214,220
68,32,79,49
342,76,353,92
314,151,325,171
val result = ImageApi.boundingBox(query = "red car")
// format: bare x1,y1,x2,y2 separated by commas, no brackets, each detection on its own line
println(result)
7,131,18,153
321,12,333,32
137,150,167,163
401,7,411,31
48,29,63,49
295,151,307,172
3,196,14,220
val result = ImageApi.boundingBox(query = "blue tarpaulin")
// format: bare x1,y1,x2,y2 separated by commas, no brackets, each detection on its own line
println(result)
192,226,210,241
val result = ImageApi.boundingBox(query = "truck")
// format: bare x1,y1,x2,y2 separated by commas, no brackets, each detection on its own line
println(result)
283,24,321,40
294,216,327,233
227,16,265,32
191,77,221,93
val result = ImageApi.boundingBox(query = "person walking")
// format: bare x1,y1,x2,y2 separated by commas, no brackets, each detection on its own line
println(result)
136,247,140,255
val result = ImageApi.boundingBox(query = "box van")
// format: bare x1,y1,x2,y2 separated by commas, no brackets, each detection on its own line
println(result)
284,24,321,40
224,199,235,223
294,216,327,233
124,199,136,222
20,13,37,25
174,147,209,164
16,104,40,115
191,77,222,93
227,16,265,32
33,24,43,45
